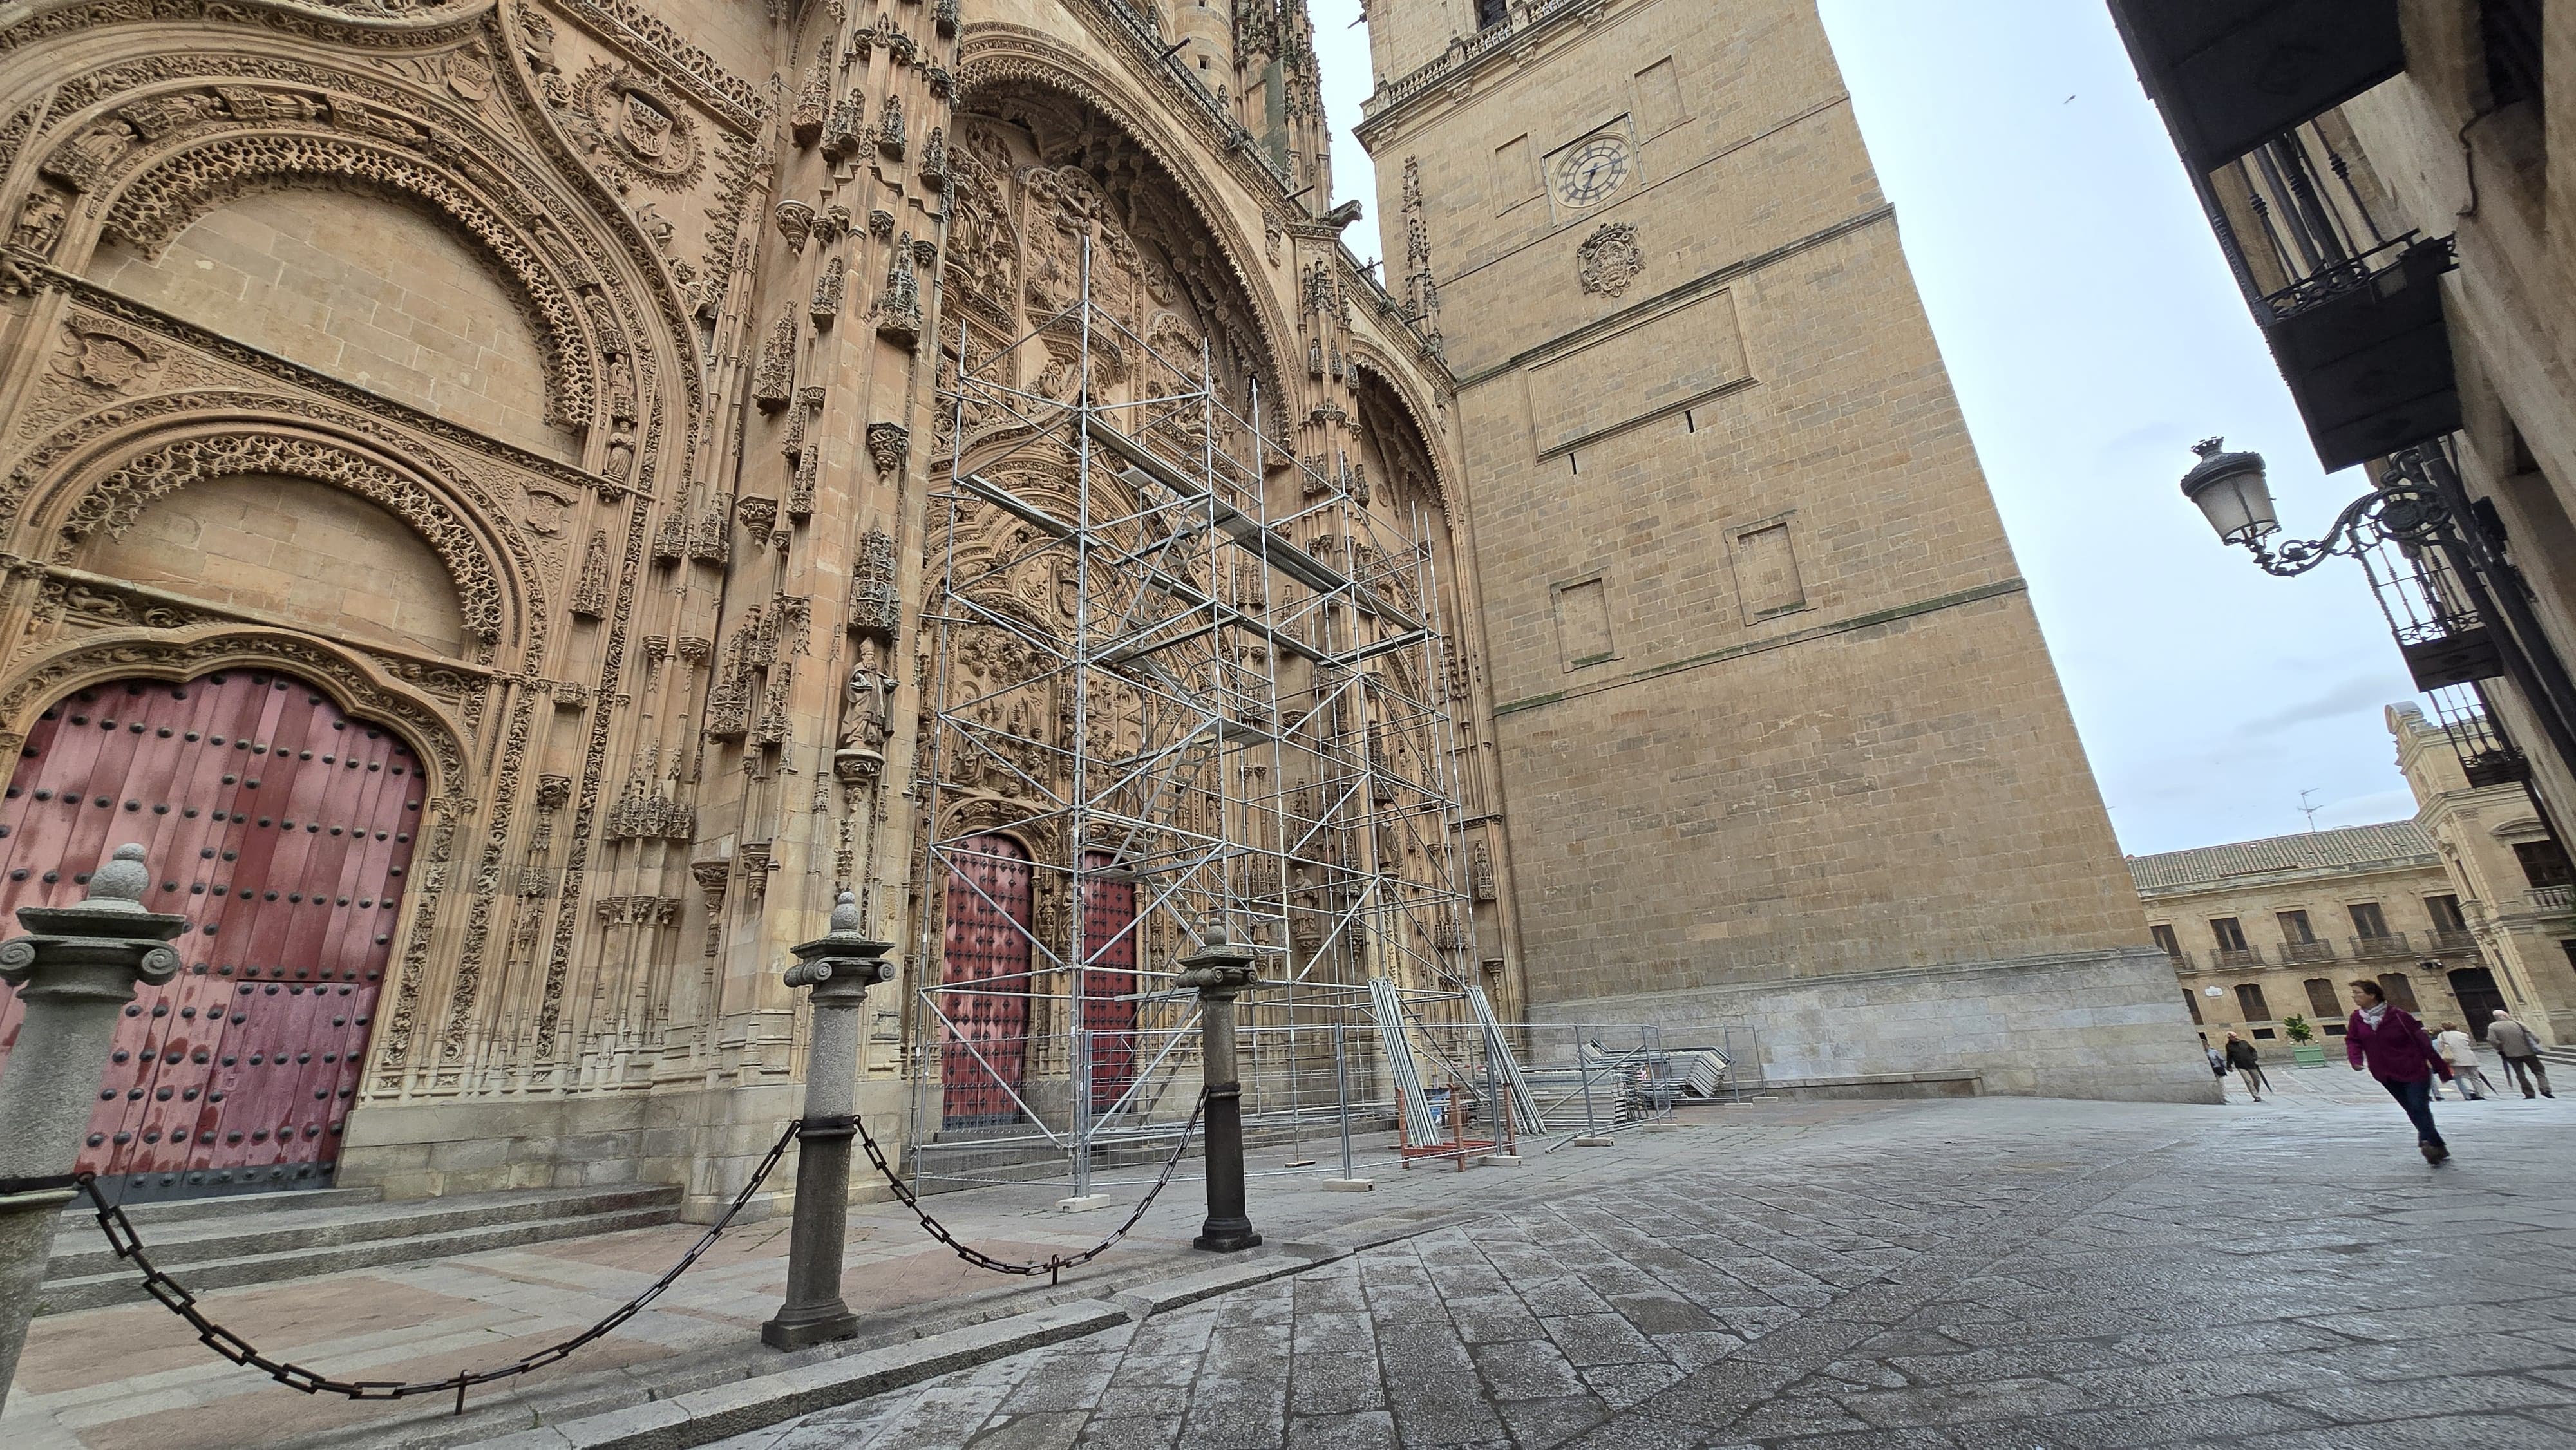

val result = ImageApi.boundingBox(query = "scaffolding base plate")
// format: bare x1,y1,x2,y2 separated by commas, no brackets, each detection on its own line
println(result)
1057,1193,1116,1213
1321,1178,1375,1192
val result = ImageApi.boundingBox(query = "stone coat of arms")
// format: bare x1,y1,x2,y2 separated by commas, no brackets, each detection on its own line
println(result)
1577,223,1643,299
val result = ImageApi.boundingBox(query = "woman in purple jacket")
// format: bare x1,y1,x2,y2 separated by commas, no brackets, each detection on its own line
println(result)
2346,979,2454,1163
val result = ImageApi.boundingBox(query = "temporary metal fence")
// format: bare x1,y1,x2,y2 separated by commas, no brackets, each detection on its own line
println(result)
903,1004,1766,1194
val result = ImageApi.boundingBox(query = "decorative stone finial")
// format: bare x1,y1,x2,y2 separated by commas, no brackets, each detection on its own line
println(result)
2192,436,2224,459
79,843,152,914
830,889,861,934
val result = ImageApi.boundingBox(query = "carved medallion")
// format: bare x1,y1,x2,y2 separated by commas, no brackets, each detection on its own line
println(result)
570,64,703,189
53,321,160,393
1577,222,1643,299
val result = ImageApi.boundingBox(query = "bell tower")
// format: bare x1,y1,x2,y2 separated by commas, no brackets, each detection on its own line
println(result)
1356,0,2216,1101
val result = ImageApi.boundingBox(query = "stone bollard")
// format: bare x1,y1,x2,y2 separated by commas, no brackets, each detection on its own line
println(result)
0,844,188,1398
1176,920,1262,1253
761,890,894,1351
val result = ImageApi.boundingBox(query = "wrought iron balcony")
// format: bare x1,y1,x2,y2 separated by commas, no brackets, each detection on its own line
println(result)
2349,931,2412,961
2110,1,2458,471
2530,885,2576,914
2165,950,2197,974
2423,927,2481,955
2279,939,2337,965
2214,946,2264,969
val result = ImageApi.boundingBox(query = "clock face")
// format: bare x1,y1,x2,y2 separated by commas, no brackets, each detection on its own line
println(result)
1553,135,1633,211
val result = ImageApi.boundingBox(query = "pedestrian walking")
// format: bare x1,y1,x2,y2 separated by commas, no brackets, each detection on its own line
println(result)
2431,1022,2496,1100
2488,1009,2555,1099
2223,1032,2269,1100
2345,979,2454,1164
2204,1035,2228,1085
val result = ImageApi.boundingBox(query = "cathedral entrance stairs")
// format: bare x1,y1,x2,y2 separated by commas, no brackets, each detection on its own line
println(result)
39,1182,680,1313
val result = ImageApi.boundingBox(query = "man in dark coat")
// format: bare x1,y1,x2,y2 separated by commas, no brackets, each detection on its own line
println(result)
2489,1010,2554,1100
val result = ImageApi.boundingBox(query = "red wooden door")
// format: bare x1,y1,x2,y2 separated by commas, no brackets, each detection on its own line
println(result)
0,671,422,1203
939,834,1031,1128
1078,852,1138,1108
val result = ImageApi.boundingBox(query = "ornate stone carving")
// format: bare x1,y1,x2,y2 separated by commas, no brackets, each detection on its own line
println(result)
1577,221,1643,299
567,62,705,190
53,318,163,393
810,254,846,324
919,126,947,189
838,637,894,754
752,317,797,409
874,231,922,346
788,445,817,522
11,183,68,255
849,526,898,643
775,199,815,253
58,433,506,646
570,529,611,618
822,92,866,160
735,494,778,536
865,421,909,477
876,92,906,158
791,52,830,145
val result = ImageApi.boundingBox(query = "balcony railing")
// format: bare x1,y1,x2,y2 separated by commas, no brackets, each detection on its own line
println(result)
2164,950,2197,974
2279,939,2337,965
2350,932,2412,961
2423,927,2481,955
2214,946,2264,969
2530,885,2576,914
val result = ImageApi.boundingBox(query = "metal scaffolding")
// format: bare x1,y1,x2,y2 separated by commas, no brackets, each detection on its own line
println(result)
905,241,1486,1189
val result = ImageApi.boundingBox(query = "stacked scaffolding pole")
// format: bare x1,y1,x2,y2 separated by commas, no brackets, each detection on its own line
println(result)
906,239,1484,1191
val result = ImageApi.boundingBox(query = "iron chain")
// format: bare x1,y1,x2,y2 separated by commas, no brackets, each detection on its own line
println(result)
71,1117,803,1411
852,1089,1208,1284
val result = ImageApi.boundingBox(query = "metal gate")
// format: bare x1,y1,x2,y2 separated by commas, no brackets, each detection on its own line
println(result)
939,833,1031,1128
1079,852,1138,1106
0,671,423,1202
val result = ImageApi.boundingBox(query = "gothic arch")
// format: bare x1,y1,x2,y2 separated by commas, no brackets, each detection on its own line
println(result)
956,28,1294,413
1348,349,1455,518
1,22,705,468
16,414,540,659
0,623,469,798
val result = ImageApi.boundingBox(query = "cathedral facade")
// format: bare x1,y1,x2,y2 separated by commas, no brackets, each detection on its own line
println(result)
0,0,2202,1216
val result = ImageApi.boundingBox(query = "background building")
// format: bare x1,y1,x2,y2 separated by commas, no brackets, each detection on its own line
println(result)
2110,1,2576,879
1357,0,2211,1100
2132,699,2576,1054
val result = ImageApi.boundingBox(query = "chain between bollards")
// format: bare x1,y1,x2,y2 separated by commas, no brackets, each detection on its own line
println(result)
852,1088,1209,1285
64,1119,803,1413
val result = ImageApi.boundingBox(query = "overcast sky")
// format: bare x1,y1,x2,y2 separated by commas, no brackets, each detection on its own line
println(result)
1307,0,2423,858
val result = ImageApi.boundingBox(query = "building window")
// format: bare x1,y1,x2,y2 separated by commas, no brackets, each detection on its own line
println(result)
2211,918,2249,951
2150,923,2182,959
2349,901,2391,939
2562,940,2576,975
2235,982,2271,1021
2483,0,2544,112
2377,972,2421,1013
2278,909,2316,944
1477,0,1508,30
2427,894,2468,932
2304,977,2342,1017
2184,990,2202,1025
2515,839,2573,887
2251,1027,2278,1040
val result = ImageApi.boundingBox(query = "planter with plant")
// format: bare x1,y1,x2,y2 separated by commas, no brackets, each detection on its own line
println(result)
2282,1015,2327,1066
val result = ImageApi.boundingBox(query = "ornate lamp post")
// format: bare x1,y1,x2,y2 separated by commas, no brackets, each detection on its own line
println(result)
2180,437,2576,791
0,845,188,1397
761,890,895,1351
1175,919,1262,1253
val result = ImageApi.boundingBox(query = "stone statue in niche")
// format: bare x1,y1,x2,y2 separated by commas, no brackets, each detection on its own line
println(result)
839,637,895,755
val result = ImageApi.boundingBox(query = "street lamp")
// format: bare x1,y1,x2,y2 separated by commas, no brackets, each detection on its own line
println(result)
2179,437,2278,546
2178,435,2576,814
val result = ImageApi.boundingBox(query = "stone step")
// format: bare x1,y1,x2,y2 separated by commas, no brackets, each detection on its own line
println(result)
39,1183,682,1314
59,1184,384,1228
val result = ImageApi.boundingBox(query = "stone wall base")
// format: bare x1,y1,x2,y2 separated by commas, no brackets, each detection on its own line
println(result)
337,1076,918,1222
1531,946,2222,1105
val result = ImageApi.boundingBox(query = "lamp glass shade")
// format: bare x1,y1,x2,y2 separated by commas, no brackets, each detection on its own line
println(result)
2179,444,2278,545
